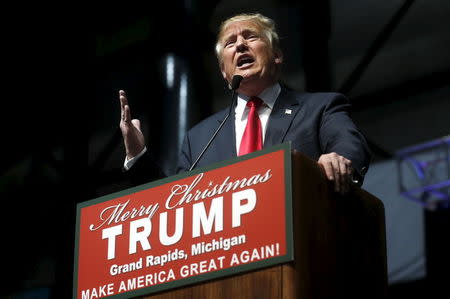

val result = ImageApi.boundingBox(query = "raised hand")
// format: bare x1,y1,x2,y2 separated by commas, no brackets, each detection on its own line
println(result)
119,90,145,159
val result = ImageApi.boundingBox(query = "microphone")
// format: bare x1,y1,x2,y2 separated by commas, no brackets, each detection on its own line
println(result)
230,74,244,90
189,75,243,171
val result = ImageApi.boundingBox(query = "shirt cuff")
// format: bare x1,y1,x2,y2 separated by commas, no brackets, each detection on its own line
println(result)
123,147,147,171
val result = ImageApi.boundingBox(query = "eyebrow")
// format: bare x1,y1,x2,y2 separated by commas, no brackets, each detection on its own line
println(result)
222,28,259,42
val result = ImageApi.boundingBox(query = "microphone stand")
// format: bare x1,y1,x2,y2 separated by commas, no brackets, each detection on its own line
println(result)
189,75,243,171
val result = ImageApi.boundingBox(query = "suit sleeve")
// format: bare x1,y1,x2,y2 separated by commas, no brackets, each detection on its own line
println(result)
122,149,167,186
319,93,371,183
124,128,194,185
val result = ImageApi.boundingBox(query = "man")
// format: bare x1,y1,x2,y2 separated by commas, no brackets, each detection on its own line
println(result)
119,13,371,194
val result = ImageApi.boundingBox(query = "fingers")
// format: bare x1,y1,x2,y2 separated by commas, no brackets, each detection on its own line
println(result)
122,104,132,124
117,90,146,159
330,157,341,193
320,159,335,181
119,90,130,122
343,157,352,193
119,90,128,110
119,90,133,125
338,157,348,193
318,155,338,192
131,119,141,132
318,153,353,195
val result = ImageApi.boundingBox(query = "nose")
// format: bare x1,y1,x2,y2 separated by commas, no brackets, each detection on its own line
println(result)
235,36,248,51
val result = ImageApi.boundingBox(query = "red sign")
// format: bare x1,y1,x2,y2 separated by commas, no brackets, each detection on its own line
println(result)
74,144,293,299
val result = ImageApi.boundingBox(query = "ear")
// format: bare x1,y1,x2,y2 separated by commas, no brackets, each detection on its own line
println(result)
221,70,227,80
220,63,227,80
220,66,231,88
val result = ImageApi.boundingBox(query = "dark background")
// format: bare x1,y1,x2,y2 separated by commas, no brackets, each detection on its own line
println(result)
1,0,449,298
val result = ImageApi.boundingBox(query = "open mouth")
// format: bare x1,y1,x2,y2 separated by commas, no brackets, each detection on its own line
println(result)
237,56,255,68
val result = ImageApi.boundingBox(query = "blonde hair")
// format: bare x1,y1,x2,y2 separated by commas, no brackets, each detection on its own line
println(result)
215,13,281,64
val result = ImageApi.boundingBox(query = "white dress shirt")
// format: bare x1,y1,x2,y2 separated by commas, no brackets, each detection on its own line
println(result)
234,83,280,153
124,83,281,170
123,146,147,170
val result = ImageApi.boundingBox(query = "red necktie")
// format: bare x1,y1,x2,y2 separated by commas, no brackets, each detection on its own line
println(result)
239,97,263,156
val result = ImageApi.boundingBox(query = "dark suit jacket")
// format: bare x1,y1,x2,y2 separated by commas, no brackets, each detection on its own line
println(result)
129,87,371,185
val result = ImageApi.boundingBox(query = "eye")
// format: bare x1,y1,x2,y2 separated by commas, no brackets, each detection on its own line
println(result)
244,31,259,40
225,40,234,47
224,37,236,48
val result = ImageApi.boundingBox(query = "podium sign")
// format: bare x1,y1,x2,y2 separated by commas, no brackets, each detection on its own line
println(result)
73,143,293,299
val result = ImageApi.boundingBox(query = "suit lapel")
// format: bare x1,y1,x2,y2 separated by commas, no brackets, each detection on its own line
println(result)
264,87,303,147
214,107,237,158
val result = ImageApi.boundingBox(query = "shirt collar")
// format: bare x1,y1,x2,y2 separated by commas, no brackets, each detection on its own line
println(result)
236,82,281,110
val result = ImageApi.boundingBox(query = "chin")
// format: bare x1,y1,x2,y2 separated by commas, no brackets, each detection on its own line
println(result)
242,70,260,80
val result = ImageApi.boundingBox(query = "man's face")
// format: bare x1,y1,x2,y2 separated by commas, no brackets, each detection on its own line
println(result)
219,20,282,95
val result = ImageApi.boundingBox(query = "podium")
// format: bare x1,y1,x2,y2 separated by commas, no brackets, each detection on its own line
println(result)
137,151,387,299
74,145,387,299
